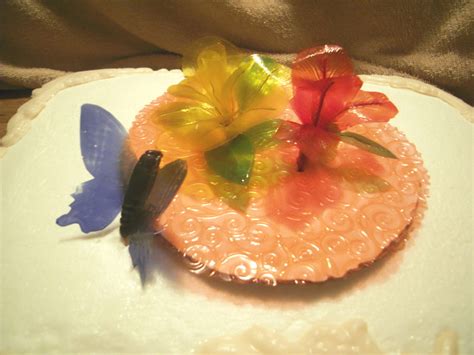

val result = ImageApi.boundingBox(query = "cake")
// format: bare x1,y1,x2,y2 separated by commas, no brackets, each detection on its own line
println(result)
1,40,472,353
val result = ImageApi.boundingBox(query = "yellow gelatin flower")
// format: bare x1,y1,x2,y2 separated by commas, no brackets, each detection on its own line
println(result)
151,37,291,152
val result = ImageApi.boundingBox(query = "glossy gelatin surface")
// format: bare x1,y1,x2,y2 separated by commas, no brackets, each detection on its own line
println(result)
128,95,428,284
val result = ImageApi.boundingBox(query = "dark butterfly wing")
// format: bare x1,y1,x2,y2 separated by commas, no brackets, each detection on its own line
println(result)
120,150,162,237
56,104,127,233
145,159,188,222
125,158,187,285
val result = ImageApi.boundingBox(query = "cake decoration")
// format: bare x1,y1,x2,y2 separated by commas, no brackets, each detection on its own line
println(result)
196,320,459,354
152,37,288,152
56,104,187,283
4,57,472,352
56,38,429,286
280,44,398,171
120,150,187,284
151,37,289,194
56,104,127,233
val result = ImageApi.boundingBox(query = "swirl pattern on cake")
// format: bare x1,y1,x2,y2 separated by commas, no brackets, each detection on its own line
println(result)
127,94,429,284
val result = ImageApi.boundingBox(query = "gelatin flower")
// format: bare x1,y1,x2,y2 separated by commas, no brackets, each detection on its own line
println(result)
281,45,399,170
152,38,290,153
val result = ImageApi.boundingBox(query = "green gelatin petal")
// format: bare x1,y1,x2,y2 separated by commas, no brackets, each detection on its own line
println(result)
207,173,251,212
339,131,398,159
243,119,282,150
205,134,255,185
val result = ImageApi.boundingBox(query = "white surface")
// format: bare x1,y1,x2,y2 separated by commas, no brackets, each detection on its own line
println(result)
1,71,472,353
0,68,153,157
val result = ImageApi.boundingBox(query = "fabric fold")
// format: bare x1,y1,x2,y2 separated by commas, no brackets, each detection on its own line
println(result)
0,0,472,104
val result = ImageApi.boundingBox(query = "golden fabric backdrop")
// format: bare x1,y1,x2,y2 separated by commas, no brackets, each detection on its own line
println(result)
0,0,473,104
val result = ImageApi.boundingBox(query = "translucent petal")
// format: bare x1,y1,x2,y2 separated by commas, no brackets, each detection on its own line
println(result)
151,101,225,151
228,56,290,136
167,77,213,106
334,90,399,130
205,134,255,185
207,172,251,212
153,101,217,125
162,39,291,154
182,36,245,78
275,120,302,143
195,48,231,102
228,100,283,136
297,125,340,165
199,126,230,151
243,119,282,150
317,75,362,127
185,46,243,116
292,45,354,86
233,54,291,112
177,56,291,148
291,75,361,127
291,86,323,125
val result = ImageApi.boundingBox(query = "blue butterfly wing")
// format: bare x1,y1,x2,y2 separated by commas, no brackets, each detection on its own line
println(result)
128,234,154,285
80,104,127,178
56,104,127,233
56,177,124,233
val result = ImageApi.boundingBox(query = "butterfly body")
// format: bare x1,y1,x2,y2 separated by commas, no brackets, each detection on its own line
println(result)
120,150,163,238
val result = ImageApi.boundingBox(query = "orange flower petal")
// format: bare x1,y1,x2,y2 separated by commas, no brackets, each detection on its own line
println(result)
292,45,354,86
292,76,362,127
334,90,399,130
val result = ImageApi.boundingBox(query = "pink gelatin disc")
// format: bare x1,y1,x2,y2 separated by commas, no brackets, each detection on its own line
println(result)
128,95,429,284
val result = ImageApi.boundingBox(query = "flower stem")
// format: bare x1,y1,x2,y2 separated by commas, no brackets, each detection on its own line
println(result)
297,151,308,172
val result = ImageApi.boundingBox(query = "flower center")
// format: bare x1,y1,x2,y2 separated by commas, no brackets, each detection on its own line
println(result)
220,111,239,127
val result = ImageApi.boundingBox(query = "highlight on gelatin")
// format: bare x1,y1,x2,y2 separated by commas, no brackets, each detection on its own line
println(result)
150,37,291,186
57,38,430,286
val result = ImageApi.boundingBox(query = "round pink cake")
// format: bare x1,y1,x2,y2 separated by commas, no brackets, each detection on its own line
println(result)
128,94,428,284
